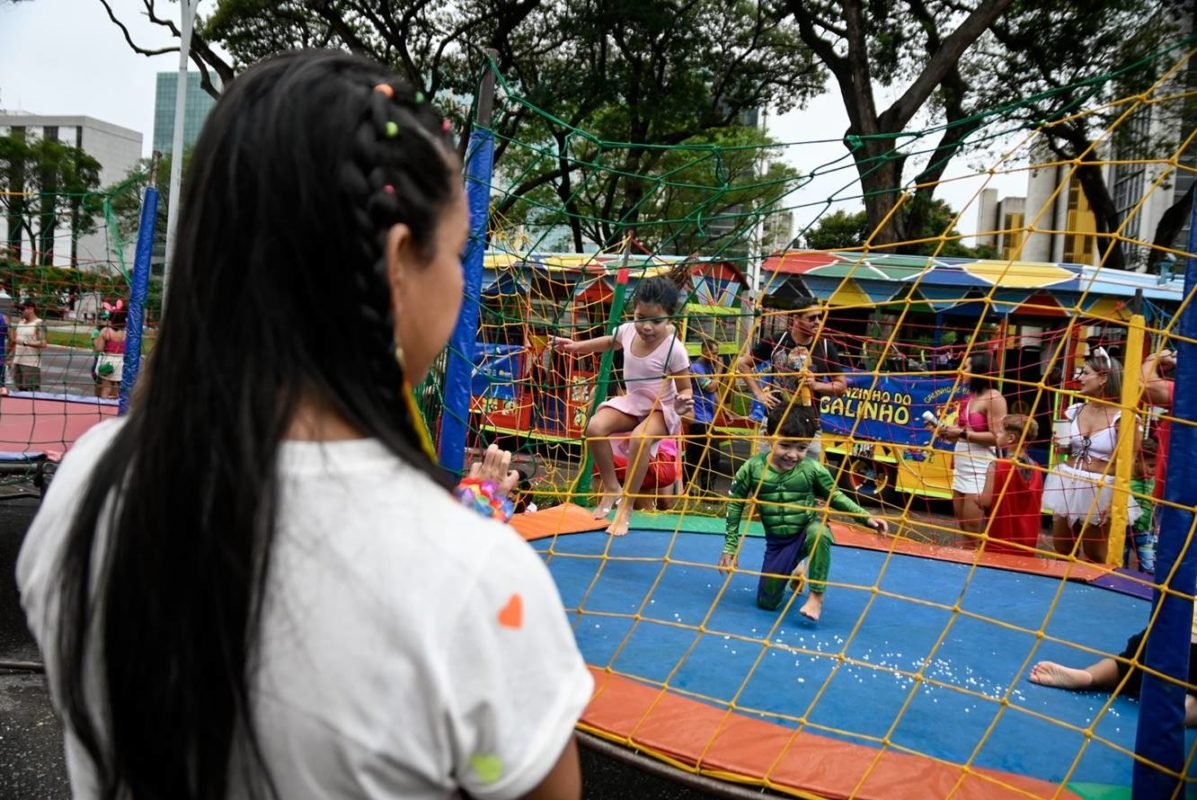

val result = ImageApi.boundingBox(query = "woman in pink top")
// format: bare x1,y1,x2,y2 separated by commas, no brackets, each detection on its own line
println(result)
94,308,128,400
927,352,1007,542
552,276,693,535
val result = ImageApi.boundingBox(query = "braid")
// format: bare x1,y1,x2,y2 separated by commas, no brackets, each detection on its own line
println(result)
338,78,457,477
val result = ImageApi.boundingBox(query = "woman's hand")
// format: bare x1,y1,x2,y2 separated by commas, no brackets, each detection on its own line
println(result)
939,425,964,443
674,392,695,416
549,336,576,354
467,444,520,498
867,517,889,535
717,552,737,575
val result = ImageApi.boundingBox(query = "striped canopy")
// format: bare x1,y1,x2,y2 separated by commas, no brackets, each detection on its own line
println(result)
759,250,1185,318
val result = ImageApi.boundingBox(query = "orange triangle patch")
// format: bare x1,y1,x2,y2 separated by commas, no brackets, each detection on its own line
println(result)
498,593,523,629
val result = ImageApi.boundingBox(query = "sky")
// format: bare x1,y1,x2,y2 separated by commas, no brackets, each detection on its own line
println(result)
0,0,1025,242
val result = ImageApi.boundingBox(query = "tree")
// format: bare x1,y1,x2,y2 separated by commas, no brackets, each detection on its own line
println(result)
498,123,801,254
778,0,1190,269
979,0,1191,271
799,209,870,251
782,0,1016,249
109,151,189,271
0,130,102,265
101,0,826,247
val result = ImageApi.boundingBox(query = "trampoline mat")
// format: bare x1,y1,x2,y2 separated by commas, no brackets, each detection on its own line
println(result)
535,529,1195,789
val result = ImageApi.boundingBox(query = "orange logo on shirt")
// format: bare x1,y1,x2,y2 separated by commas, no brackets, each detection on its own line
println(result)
498,593,523,629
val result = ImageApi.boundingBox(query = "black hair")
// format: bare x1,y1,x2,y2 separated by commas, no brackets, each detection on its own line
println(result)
966,352,993,395
765,402,820,440
633,275,682,316
791,294,819,313
55,50,458,800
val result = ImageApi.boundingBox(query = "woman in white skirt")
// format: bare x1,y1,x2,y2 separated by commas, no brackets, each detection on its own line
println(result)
930,353,1007,543
1042,352,1141,562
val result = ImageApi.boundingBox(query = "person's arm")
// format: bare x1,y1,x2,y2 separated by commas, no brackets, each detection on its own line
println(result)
811,339,846,397
1141,350,1174,407
518,738,581,800
34,321,47,349
94,328,108,354
720,460,755,569
735,349,777,408
672,373,694,416
812,463,887,531
550,334,616,355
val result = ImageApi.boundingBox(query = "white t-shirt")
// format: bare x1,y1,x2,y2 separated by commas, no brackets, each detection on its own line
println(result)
12,316,44,367
18,419,593,800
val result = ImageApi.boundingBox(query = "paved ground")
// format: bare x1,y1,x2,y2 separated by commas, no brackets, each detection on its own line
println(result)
0,495,69,800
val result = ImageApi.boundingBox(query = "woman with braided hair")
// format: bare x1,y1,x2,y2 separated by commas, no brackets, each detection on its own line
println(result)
17,51,590,800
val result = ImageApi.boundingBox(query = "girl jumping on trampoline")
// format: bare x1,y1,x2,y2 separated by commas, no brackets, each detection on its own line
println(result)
552,275,694,536
18,50,591,800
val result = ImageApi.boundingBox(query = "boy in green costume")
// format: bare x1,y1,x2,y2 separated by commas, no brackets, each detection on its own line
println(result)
719,405,887,621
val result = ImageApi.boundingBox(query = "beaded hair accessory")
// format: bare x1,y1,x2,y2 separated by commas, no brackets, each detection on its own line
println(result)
453,477,515,523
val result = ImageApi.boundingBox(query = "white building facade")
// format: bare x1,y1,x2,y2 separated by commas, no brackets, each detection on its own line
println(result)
0,113,143,270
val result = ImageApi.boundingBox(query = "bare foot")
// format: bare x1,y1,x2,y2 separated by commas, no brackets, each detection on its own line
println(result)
592,491,620,519
603,519,632,536
1029,661,1094,689
799,593,823,622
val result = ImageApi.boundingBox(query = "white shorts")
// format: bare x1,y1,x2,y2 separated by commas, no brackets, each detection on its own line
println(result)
951,441,994,496
1042,462,1141,528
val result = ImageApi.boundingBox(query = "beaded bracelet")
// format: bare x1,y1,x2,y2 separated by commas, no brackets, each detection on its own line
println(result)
453,477,515,523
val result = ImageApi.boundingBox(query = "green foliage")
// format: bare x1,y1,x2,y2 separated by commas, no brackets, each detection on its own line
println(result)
0,130,103,265
196,0,825,246
0,257,127,318
800,210,871,251
499,124,800,254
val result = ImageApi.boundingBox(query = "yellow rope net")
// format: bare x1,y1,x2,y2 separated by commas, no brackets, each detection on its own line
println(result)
446,46,1197,800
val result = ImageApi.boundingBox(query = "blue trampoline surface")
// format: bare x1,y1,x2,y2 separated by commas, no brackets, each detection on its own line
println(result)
534,529,1195,788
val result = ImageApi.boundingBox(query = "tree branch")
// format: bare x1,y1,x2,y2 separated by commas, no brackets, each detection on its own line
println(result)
97,0,176,57
880,0,1015,130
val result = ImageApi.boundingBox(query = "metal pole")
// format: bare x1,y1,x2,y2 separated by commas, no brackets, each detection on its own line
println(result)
120,167,159,414
1108,293,1145,565
1132,201,1197,797
162,0,197,319
573,250,633,495
437,51,498,477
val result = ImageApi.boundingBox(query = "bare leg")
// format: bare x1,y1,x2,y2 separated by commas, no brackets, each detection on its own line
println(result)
608,412,667,536
1052,515,1077,557
1080,521,1110,564
1030,657,1120,690
587,408,638,519
953,491,986,546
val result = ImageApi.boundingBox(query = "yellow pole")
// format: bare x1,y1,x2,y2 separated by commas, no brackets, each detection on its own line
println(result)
1107,312,1145,566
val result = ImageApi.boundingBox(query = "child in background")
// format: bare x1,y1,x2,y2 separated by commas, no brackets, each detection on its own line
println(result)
719,404,887,622
552,275,693,536
685,335,725,495
1125,438,1157,574
979,414,1044,556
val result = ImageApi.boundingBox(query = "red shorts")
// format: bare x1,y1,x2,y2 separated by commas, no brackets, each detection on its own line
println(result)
607,455,679,490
